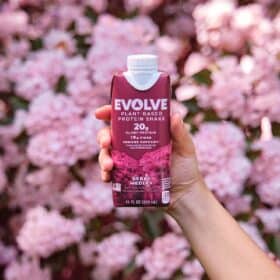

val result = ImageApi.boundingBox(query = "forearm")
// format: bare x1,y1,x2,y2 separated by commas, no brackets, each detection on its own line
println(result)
168,180,280,280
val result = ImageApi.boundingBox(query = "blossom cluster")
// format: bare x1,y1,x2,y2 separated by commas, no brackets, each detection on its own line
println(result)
194,122,251,201
136,233,191,280
17,206,85,258
0,0,279,279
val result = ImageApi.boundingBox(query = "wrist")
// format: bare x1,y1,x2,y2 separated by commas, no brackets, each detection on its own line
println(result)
167,177,211,222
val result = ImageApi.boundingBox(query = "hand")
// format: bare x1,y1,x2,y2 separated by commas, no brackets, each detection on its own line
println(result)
95,105,203,210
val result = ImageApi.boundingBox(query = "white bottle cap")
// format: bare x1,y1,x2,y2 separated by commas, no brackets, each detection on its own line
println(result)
127,54,158,72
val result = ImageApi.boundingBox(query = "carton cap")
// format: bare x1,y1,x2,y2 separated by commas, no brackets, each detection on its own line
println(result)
127,54,158,72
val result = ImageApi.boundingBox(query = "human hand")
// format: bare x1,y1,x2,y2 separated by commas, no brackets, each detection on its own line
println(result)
95,105,203,210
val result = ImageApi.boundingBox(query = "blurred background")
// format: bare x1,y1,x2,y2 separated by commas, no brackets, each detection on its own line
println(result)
0,0,279,279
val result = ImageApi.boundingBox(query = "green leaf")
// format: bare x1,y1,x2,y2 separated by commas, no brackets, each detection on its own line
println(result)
183,99,199,115
203,109,220,122
30,38,43,51
84,6,98,23
74,34,91,57
123,260,136,276
272,122,280,137
14,130,28,147
142,210,164,239
55,76,68,93
192,69,212,86
272,235,280,257
69,165,85,185
9,96,29,110
246,149,261,161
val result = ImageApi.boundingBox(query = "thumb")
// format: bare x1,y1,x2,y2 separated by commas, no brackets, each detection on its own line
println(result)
170,114,196,157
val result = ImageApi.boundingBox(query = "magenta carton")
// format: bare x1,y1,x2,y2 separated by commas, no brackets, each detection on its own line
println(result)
111,54,171,207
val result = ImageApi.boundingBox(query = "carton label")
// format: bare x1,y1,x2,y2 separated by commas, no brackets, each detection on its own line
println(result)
111,73,171,207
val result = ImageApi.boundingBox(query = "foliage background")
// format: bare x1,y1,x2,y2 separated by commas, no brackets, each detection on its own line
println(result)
0,0,279,279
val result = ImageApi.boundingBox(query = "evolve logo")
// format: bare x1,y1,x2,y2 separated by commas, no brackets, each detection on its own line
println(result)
114,98,168,111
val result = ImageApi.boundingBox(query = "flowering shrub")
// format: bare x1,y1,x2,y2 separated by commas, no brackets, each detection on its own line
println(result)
0,0,279,279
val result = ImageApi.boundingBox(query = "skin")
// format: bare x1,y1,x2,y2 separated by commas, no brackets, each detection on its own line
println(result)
95,105,280,280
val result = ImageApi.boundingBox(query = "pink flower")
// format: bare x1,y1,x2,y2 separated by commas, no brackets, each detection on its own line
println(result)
63,56,90,81
79,162,104,182
0,139,24,168
184,52,210,76
155,36,186,81
27,114,102,166
9,0,42,8
251,138,280,183
197,57,247,120
255,208,280,233
26,91,83,135
231,4,263,34
86,0,108,12
124,0,163,13
4,39,30,61
87,14,158,84
75,16,93,35
0,11,28,38
9,164,70,211
92,232,140,280
224,195,252,216
87,15,181,84
170,100,188,119
67,79,109,113
63,180,113,220
175,84,201,101
194,122,251,200
78,241,97,266
44,29,76,54
193,2,264,52
0,159,7,194
195,54,280,126
136,233,189,280
193,1,242,52
251,138,280,206
5,257,51,280
194,1,234,30
115,207,142,219
8,50,65,100
25,88,103,166
0,242,17,265
0,57,10,92
45,3,84,31
256,179,280,207
182,259,204,280
165,15,195,38
17,206,85,257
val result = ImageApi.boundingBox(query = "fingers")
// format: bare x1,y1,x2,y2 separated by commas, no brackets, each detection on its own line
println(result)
97,127,113,181
170,113,196,157
95,105,112,121
99,148,113,171
95,105,113,182
97,127,111,148
101,169,111,182
98,148,113,182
